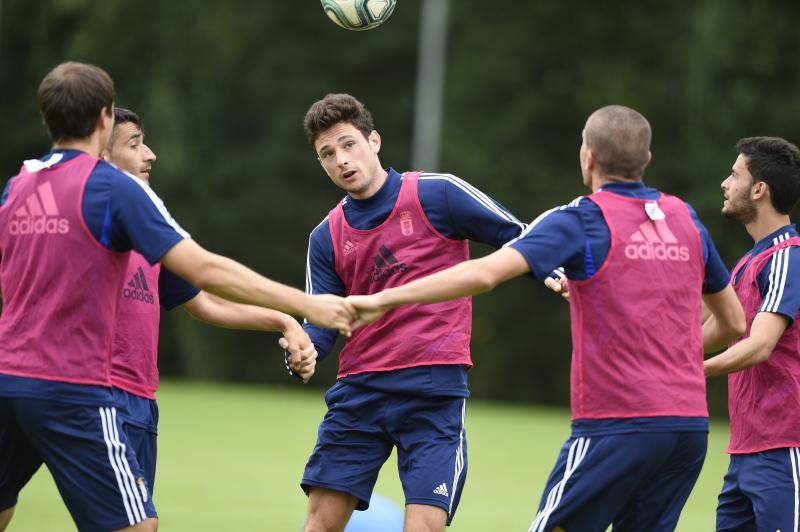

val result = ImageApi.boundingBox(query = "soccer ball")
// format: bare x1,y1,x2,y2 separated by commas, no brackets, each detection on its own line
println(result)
321,0,397,31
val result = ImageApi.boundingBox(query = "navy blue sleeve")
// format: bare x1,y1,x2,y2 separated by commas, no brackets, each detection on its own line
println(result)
506,199,590,281
158,267,201,310
417,173,526,246
685,203,729,294
0,177,12,206
300,218,342,363
756,246,800,324
83,162,187,264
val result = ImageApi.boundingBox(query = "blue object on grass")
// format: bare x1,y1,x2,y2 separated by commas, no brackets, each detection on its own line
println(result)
345,493,404,531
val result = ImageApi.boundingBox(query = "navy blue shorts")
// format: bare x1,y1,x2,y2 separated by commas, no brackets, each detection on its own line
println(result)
529,430,707,532
113,388,159,493
0,397,156,531
716,447,800,531
302,382,468,525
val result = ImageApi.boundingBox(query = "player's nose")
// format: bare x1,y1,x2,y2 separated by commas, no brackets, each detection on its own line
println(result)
142,143,156,163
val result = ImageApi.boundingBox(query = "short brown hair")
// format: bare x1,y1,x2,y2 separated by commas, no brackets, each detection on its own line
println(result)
37,62,115,142
303,93,374,145
585,105,651,180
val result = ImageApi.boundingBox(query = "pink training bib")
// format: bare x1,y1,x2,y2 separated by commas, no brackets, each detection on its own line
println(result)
111,252,162,399
727,237,800,453
328,172,472,378
567,191,707,420
0,153,128,386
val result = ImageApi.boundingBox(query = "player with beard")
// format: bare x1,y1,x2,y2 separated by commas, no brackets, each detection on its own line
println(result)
704,136,800,531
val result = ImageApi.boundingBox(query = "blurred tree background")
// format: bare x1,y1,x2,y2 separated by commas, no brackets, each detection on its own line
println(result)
1,0,798,416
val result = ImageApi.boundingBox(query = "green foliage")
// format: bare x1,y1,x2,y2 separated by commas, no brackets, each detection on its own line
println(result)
1,1,798,411
12,381,730,530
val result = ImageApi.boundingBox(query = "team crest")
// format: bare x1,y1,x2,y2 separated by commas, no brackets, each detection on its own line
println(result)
344,240,357,256
399,211,414,236
137,477,149,502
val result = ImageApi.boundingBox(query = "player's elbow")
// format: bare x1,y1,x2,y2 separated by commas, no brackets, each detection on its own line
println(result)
472,269,501,294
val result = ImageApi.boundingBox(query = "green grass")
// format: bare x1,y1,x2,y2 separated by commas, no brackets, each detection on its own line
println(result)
11,381,729,531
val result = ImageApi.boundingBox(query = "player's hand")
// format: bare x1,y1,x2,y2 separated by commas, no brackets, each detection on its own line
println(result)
279,337,317,383
305,294,357,337
544,272,570,301
346,294,386,331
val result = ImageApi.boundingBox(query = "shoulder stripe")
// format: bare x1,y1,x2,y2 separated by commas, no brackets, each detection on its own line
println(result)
503,197,584,248
123,172,189,239
418,173,525,230
306,215,330,296
761,233,791,313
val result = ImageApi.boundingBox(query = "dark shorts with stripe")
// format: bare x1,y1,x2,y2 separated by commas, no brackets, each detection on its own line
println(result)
529,430,707,532
0,397,156,531
112,388,159,494
716,447,800,532
302,381,468,525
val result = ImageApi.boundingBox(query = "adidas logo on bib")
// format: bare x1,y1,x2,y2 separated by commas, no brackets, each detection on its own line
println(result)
8,181,70,236
123,266,155,304
624,219,689,262
433,483,449,497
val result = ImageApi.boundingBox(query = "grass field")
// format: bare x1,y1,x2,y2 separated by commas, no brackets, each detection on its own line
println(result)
11,380,730,531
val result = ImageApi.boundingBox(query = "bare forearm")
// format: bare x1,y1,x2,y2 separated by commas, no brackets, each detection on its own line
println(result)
704,337,771,377
702,315,731,353
376,259,495,310
184,293,299,332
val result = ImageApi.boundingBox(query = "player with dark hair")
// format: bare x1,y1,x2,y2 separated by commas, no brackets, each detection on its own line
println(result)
100,107,317,499
348,105,746,531
293,93,527,532
0,62,352,532
704,136,800,531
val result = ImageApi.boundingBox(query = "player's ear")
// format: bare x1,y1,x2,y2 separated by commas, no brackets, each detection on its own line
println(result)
369,130,381,154
751,180,769,202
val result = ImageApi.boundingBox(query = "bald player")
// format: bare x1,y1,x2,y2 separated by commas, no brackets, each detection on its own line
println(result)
348,105,745,530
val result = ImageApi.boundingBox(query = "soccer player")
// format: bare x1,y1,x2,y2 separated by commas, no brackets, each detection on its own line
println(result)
703,137,800,531
293,93,526,532
100,106,317,497
0,62,352,532
348,105,746,531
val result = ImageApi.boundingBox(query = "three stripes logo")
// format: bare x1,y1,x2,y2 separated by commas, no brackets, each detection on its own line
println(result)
625,219,689,262
123,266,155,304
9,181,70,236
368,244,407,283
433,483,449,497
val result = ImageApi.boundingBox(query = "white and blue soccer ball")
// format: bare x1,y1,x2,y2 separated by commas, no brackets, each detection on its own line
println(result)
320,0,397,31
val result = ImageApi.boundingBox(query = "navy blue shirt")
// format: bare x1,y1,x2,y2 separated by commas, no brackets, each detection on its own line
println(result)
0,149,190,403
300,168,526,397
733,224,800,325
507,181,730,293
508,182,727,435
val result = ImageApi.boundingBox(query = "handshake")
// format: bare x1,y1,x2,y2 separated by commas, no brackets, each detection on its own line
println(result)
279,293,388,383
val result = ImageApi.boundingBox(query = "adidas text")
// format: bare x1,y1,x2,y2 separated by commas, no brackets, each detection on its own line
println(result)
9,217,69,235
123,288,155,304
624,242,689,262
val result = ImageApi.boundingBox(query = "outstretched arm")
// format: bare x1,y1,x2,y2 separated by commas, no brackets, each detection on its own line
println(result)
349,247,530,324
704,312,787,377
181,291,317,382
701,285,746,353
161,239,355,335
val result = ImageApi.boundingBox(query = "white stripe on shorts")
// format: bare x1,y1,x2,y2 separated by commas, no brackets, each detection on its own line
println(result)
529,437,591,532
99,407,136,525
790,447,799,532
100,407,147,523
449,399,467,515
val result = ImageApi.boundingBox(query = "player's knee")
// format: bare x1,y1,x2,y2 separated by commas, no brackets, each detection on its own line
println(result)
0,505,16,531
115,517,158,532
303,516,344,532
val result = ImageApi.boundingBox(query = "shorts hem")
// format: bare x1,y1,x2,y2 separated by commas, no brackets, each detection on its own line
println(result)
87,513,157,532
0,497,18,513
301,479,371,511
406,497,455,525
